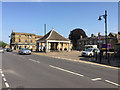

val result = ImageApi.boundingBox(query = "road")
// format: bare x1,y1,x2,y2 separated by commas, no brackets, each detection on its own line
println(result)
1,51,119,89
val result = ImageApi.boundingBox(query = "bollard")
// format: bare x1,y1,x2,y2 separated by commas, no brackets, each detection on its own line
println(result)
95,52,97,61
108,53,110,64
99,52,101,63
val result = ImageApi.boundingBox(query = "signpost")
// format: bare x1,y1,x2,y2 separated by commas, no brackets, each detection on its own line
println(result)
97,32,102,49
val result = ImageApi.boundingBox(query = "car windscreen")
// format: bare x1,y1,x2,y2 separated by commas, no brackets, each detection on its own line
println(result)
85,48,92,52
22,48,29,50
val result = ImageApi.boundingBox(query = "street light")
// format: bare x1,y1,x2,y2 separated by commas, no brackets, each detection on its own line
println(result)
98,10,108,59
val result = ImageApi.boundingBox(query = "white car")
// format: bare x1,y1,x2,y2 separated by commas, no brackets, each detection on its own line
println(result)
81,48,100,57
0,48,4,53
18,48,31,55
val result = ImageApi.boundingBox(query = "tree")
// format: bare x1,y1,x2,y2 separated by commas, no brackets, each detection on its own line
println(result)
0,41,7,48
69,28,87,49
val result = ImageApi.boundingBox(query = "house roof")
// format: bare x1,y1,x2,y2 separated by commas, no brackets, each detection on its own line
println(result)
12,32,36,35
37,29,70,42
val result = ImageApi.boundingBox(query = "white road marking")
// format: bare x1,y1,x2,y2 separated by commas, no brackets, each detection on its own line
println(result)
13,54,16,56
0,71,3,74
1,74,5,77
5,82,10,88
105,80,120,87
49,65,84,77
91,78,102,81
29,59,40,63
3,78,7,82
0,70,10,88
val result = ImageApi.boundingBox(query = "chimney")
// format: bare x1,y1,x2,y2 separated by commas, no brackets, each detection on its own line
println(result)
91,34,95,37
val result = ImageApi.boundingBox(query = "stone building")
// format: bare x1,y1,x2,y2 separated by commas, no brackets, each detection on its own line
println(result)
69,28,87,49
36,28,72,52
77,32,120,51
10,30,42,51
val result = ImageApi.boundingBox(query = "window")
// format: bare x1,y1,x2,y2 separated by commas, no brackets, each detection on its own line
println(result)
25,40,27,43
25,35,27,39
79,42,81,45
94,40,96,44
19,39,21,42
83,41,84,45
30,35,32,39
31,40,32,43
90,41,92,44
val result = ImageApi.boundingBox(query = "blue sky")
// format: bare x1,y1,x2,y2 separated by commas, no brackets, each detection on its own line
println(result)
2,2,118,44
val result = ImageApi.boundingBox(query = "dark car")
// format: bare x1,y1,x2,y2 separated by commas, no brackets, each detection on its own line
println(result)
6,48,12,52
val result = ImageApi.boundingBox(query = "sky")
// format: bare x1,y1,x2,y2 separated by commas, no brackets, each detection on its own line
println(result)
2,2,118,44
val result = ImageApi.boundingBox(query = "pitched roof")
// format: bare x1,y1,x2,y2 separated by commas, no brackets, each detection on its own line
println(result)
109,32,118,37
37,29,70,42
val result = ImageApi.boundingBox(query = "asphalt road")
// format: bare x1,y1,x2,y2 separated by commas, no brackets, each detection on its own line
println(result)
1,52,119,89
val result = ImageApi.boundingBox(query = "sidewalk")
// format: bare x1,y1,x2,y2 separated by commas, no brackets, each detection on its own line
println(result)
32,50,120,69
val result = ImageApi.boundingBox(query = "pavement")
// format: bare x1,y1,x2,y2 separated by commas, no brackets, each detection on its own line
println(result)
1,51,120,89
31,50,120,69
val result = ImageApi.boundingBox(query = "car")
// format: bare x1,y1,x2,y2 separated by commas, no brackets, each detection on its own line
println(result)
81,48,100,57
18,48,31,55
6,48,12,52
4,48,6,51
0,48,4,53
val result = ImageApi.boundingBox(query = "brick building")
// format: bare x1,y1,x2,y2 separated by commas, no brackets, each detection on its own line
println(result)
77,32,120,51
10,30,42,51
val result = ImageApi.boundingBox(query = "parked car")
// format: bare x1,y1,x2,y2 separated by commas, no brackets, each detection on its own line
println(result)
0,48,4,53
4,48,6,51
18,48,31,55
81,48,100,57
6,48,12,52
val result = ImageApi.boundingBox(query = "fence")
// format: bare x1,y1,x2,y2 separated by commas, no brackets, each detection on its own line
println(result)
92,52,120,67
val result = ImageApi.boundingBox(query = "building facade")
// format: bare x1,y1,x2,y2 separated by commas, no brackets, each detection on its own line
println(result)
77,33,120,51
10,30,42,51
37,28,73,52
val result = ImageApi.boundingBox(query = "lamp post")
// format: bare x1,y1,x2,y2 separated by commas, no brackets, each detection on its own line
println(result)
98,10,108,59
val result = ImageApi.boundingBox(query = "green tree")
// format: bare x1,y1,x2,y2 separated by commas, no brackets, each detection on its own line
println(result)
0,41,7,48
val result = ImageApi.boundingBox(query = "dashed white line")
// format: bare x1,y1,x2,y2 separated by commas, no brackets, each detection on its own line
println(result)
3,78,7,82
49,65,84,77
1,74,5,77
29,59,40,63
91,78,102,81
0,71,2,74
105,80,120,87
5,82,10,88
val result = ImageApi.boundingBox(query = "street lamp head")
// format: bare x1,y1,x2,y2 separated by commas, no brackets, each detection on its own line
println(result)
98,16,102,21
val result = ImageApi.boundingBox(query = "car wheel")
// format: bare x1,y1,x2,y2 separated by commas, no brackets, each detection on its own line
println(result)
89,54,92,57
